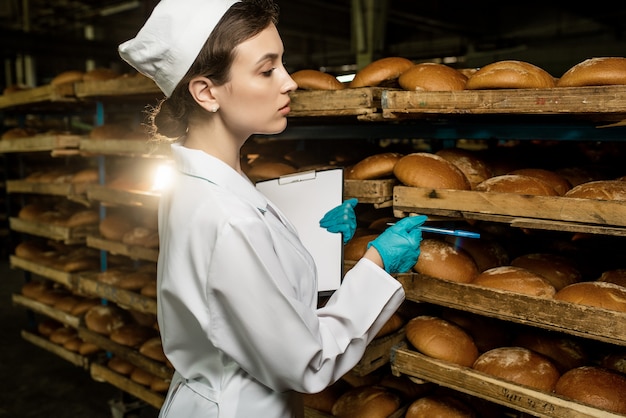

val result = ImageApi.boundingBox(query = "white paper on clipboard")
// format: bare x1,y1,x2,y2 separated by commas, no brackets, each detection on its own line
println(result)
256,168,344,293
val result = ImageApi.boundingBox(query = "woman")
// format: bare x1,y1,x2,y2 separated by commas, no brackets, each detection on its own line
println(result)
119,1,426,417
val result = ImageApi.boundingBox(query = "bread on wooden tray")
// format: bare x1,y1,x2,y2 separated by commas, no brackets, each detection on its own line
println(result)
557,57,626,87
349,56,414,88
290,69,345,90
398,62,468,91
465,60,556,89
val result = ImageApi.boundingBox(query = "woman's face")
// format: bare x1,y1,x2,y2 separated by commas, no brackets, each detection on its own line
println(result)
213,24,297,138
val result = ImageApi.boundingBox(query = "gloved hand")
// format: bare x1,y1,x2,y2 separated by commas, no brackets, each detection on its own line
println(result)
319,198,358,244
367,215,428,274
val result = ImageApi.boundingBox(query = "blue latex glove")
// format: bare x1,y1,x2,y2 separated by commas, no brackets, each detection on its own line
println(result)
367,215,428,274
319,198,358,244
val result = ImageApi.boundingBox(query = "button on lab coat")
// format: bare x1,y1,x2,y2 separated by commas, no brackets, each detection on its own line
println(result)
157,143,405,418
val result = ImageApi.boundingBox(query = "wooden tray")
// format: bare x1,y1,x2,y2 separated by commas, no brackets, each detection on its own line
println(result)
79,328,173,381
0,133,82,153
86,235,159,262
391,344,626,418
74,76,162,99
90,363,165,410
382,85,626,120
397,273,626,347
344,179,396,208
21,330,90,369
80,138,171,158
393,186,626,233
289,87,385,117
0,83,76,109
351,328,406,376
86,185,161,209
75,272,157,315
10,217,97,244
10,255,77,288
12,294,81,328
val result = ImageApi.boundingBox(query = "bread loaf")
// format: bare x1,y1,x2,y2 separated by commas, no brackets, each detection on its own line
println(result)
466,60,556,89
394,152,471,190
564,179,626,201
290,69,344,90
110,324,158,348
510,253,582,291
555,366,626,414
472,346,561,391
84,305,128,335
471,266,556,298
139,337,167,363
405,394,477,418
406,315,479,367
446,237,509,272
512,330,588,374
441,308,511,353
557,57,626,87
435,148,493,189
554,281,626,312
345,152,403,180
50,70,84,85
509,168,571,196
82,68,119,82
331,385,402,418
413,238,479,283
475,174,559,196
398,62,468,91
349,57,414,88
99,213,134,241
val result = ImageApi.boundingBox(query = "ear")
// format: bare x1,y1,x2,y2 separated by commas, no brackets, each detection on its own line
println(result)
188,76,219,113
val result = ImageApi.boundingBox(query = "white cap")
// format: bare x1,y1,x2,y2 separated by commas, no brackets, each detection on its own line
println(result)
118,0,241,97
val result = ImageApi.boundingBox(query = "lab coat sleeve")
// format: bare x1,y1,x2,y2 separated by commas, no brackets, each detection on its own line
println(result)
206,216,404,394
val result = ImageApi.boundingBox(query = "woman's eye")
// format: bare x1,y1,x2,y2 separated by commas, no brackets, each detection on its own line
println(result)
262,67,276,77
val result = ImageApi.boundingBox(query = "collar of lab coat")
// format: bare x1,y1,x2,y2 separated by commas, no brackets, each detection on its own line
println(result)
170,142,268,212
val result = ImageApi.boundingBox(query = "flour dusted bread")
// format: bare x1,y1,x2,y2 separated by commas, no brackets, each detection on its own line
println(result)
406,315,479,367
331,385,402,418
472,346,561,392
349,56,414,88
466,60,556,89
435,148,493,189
475,174,560,196
564,179,626,201
510,253,582,291
554,281,626,312
394,152,471,190
413,238,479,283
345,152,403,180
512,330,588,373
471,266,556,297
555,366,626,414
508,168,571,196
406,394,477,418
398,62,468,91
557,57,626,87
290,69,344,90
84,304,128,335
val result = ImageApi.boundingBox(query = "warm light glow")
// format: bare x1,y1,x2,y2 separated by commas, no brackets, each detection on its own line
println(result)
152,162,174,191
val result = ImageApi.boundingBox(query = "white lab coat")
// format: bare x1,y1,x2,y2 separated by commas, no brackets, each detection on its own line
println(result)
156,143,405,418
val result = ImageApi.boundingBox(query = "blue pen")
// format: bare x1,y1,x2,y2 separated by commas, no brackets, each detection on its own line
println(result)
387,223,480,239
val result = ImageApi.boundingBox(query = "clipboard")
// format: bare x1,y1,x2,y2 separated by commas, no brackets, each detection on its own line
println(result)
256,168,344,293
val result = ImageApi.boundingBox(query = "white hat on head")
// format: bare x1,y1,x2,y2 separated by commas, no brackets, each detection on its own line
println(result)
118,0,241,97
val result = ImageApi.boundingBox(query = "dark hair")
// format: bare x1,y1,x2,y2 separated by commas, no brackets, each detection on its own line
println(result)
149,0,280,140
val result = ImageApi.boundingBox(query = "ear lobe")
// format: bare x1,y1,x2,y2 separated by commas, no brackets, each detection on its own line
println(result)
188,76,219,112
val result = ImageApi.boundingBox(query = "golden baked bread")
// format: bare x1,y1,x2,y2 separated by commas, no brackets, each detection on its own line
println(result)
290,69,345,90
512,330,588,374
554,281,626,312
475,174,560,196
110,324,158,348
331,385,402,418
139,337,167,363
508,168,571,196
406,315,479,367
405,394,477,418
555,366,626,414
413,238,479,283
564,179,626,201
435,148,493,190
510,253,582,291
472,346,561,392
394,152,471,190
349,56,414,88
50,70,84,85
107,356,136,376
84,304,128,335
466,60,556,89
345,152,403,180
398,62,468,91
557,57,626,87
471,266,557,298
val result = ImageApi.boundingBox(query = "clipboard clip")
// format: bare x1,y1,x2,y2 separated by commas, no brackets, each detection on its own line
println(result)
278,170,317,185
